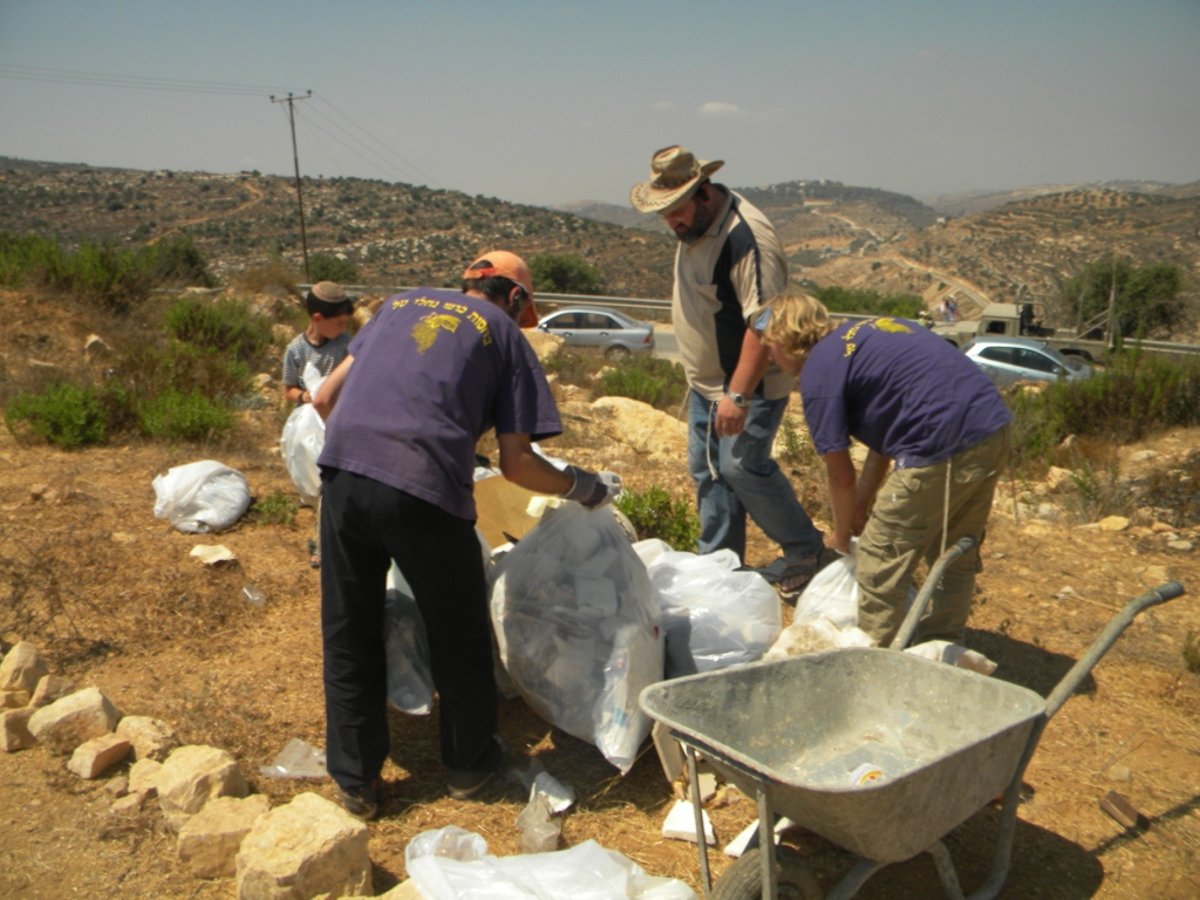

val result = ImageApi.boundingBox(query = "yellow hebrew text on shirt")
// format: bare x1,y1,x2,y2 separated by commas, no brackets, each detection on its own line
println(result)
412,313,462,353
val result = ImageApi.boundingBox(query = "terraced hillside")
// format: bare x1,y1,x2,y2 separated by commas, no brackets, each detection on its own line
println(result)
0,158,676,298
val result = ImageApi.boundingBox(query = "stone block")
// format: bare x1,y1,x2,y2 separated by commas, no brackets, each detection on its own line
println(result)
178,794,271,879
67,733,132,778
116,715,179,761
0,642,48,693
158,745,249,832
27,687,121,754
1,706,36,752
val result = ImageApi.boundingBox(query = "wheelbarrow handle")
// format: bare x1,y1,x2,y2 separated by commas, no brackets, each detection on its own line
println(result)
890,535,977,650
1043,581,1186,719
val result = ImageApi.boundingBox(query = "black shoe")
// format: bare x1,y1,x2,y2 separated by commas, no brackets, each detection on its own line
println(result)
333,779,380,820
446,736,507,801
446,767,497,800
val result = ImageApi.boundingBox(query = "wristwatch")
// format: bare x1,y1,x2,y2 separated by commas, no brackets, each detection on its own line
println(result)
726,391,750,409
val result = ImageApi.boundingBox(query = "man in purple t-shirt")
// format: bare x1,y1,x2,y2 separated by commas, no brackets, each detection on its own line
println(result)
312,251,620,818
760,293,1011,648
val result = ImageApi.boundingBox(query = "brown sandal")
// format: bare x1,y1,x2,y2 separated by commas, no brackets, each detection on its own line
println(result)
777,556,820,603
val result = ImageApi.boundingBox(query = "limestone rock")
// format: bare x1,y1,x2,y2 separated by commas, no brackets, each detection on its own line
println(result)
158,744,249,832
116,715,179,761
236,792,371,899
178,794,271,879
110,792,148,815
590,396,688,462
1044,466,1076,494
30,674,75,708
27,686,122,754
1,706,37,752
2,690,31,709
1097,515,1130,532
0,641,49,693
67,733,132,778
129,757,164,797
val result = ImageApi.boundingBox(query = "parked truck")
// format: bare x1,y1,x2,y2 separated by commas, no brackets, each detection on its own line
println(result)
932,302,1107,361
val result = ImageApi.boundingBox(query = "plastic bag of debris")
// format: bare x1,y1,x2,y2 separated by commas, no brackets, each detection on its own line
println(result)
404,825,695,899
794,544,860,628
490,504,663,774
280,363,327,505
637,544,781,678
152,459,251,534
384,562,435,715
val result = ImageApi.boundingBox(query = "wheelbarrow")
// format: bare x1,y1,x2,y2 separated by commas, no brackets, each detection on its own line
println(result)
639,538,1186,899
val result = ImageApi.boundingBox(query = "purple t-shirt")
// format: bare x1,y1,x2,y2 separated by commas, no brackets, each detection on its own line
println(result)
801,318,1011,468
318,288,562,520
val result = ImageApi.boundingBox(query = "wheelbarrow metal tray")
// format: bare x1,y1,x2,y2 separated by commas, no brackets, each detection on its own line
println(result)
639,648,1045,863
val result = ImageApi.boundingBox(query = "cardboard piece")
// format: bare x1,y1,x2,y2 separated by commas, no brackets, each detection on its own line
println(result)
473,476,548,549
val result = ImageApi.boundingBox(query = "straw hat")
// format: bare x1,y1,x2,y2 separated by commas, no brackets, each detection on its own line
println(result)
629,145,724,213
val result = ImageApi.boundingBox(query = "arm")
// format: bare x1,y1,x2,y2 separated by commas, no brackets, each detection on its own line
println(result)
823,449,858,554
854,449,892,535
715,328,771,438
312,354,354,421
496,433,575,495
284,384,312,406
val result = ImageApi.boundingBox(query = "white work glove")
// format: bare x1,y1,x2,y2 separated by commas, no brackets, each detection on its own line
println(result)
562,465,622,509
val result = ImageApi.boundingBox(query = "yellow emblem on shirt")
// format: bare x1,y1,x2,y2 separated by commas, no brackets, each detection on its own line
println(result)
873,317,913,334
412,313,462,353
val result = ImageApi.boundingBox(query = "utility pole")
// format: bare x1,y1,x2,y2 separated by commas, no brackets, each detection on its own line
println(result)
270,91,313,280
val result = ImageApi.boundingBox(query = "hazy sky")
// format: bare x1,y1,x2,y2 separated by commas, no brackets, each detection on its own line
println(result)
2,0,1197,208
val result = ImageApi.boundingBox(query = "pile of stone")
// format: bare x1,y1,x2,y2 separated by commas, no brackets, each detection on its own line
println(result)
0,639,396,898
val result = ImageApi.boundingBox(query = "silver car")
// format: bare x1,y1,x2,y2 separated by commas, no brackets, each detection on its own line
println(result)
962,336,1093,387
537,306,656,360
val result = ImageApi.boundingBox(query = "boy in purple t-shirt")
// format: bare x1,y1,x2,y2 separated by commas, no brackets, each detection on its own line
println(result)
760,293,1011,648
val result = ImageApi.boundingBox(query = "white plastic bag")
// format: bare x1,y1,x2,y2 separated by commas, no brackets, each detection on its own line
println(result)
905,639,998,675
794,545,859,628
152,459,251,533
279,363,327,505
404,826,696,900
491,504,663,773
384,562,434,715
644,548,781,678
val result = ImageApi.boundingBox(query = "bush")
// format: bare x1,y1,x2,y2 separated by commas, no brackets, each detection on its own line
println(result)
813,286,925,319
598,356,687,412
164,296,272,363
531,253,605,295
137,388,235,442
307,253,358,284
251,491,299,526
148,236,216,288
1007,352,1200,470
615,485,699,551
543,349,595,387
4,382,107,449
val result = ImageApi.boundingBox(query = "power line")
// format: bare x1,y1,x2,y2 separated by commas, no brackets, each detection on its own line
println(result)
310,95,443,189
0,62,297,97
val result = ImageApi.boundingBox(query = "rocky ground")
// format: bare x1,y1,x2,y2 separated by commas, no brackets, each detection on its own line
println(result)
0,288,1198,898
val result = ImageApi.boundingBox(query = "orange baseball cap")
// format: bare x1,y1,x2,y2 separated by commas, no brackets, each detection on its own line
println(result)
463,250,538,327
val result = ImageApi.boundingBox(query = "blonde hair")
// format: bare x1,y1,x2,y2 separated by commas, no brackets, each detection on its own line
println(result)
760,292,836,364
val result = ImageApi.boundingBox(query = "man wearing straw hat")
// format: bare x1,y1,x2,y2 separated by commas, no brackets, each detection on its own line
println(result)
630,146,824,599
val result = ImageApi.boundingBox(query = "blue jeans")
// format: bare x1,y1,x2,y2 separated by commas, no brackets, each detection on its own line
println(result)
687,389,824,563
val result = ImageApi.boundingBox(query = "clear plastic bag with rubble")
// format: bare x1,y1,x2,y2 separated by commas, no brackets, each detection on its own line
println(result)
490,503,663,774
279,363,326,505
634,539,781,678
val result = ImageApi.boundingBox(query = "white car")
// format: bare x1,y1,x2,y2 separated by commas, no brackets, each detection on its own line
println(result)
962,336,1093,387
537,307,656,360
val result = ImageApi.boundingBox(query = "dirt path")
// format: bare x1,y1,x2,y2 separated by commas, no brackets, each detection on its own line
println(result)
145,179,265,245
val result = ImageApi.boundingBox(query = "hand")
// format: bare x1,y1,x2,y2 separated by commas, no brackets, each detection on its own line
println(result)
563,466,622,509
825,533,853,556
715,396,748,438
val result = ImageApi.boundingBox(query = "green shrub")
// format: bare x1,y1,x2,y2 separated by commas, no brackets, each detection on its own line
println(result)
598,356,687,412
814,286,925,319
615,485,699,551
164,296,272,362
1007,353,1200,470
777,415,816,469
148,236,216,288
251,491,299,526
531,253,605,295
543,349,595,387
137,388,234,441
4,382,107,449
307,253,358,284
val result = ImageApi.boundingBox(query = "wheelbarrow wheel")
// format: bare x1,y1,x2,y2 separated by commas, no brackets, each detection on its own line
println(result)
712,846,821,900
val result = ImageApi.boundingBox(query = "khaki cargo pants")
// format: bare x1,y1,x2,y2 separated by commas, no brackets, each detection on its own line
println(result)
855,426,1010,647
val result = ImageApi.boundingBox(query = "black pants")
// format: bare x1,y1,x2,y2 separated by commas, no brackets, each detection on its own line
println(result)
319,467,497,791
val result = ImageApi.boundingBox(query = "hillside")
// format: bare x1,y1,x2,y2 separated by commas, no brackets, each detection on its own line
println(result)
0,157,677,298
2,157,1197,337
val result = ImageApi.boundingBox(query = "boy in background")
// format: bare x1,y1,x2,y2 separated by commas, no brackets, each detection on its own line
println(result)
282,281,355,567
